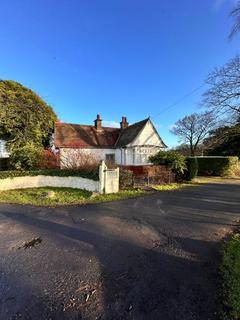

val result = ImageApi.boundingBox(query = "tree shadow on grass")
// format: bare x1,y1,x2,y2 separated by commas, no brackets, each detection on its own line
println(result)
0,209,223,320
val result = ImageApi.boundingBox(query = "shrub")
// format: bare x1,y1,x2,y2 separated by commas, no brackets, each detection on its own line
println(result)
60,150,98,172
196,156,239,176
149,150,186,175
9,142,43,170
37,149,60,169
119,168,133,189
232,162,240,177
221,233,240,319
0,158,9,171
184,157,198,181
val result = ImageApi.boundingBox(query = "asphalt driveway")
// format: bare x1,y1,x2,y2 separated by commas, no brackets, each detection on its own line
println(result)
0,180,240,320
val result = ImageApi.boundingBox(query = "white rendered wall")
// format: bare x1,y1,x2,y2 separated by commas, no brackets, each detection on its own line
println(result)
0,176,99,192
133,146,160,165
60,148,118,167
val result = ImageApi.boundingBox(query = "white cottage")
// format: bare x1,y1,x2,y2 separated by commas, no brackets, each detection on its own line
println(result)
54,115,167,166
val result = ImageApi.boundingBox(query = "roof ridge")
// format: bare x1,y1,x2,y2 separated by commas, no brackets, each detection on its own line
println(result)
55,122,120,130
126,117,149,128
114,118,149,148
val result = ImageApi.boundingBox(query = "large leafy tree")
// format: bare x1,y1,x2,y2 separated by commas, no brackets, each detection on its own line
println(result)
204,123,240,157
0,80,57,151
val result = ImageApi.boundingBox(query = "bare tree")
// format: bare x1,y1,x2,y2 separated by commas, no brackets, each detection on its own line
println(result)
171,112,215,156
229,1,240,39
202,56,240,123
60,150,98,171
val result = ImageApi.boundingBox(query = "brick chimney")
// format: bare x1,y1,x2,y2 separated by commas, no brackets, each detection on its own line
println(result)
120,116,128,130
94,114,102,130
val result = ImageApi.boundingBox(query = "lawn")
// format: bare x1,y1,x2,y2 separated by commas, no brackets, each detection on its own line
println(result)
0,182,200,206
0,187,146,206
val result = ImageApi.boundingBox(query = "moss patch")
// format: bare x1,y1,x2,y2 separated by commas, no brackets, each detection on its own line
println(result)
152,183,197,191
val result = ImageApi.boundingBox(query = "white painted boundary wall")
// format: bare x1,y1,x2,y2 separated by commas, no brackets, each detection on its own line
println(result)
0,175,99,192
0,162,119,194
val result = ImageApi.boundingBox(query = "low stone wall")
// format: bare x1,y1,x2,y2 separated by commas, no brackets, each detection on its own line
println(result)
0,175,99,192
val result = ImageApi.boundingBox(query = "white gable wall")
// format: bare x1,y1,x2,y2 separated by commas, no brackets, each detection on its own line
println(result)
128,120,164,147
126,120,164,165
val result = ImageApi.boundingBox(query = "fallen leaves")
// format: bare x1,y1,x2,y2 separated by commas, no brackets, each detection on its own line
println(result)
18,237,42,250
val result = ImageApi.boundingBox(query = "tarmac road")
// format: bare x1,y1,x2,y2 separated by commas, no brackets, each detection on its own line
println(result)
0,179,240,319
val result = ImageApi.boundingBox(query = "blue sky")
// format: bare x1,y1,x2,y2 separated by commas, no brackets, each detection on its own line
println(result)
0,0,239,147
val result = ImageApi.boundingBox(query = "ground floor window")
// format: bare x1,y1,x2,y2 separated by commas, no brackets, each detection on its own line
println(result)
105,153,115,164
134,147,160,164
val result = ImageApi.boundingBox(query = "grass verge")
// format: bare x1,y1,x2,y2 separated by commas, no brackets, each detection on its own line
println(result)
0,187,146,206
152,182,197,191
221,233,240,319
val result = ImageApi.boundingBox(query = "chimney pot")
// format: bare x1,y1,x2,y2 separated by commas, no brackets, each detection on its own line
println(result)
94,114,102,130
120,116,128,130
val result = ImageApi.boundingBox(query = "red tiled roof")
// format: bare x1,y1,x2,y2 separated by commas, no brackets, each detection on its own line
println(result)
54,122,120,148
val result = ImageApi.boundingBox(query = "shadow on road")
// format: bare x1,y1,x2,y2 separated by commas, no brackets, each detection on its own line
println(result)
1,208,223,320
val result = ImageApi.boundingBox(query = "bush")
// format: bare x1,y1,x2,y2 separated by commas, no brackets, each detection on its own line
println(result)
221,233,240,319
149,150,186,175
0,158,9,171
185,157,198,181
60,150,98,172
119,168,133,189
196,156,239,176
0,168,99,181
9,142,43,170
37,149,60,169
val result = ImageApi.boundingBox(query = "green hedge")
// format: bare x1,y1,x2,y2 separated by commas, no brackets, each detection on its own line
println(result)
221,234,240,319
0,168,99,181
185,157,198,181
196,156,238,177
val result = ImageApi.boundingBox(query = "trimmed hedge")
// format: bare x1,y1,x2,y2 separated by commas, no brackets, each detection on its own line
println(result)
0,168,99,181
196,156,238,177
185,157,198,181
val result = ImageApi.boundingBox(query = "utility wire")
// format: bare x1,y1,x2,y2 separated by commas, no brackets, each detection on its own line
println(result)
151,83,206,119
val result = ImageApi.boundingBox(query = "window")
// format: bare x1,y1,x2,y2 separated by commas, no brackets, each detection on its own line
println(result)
0,140,9,158
105,154,115,163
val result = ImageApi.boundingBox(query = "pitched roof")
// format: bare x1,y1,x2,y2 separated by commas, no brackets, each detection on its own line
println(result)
115,118,149,147
54,122,120,148
54,117,165,149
